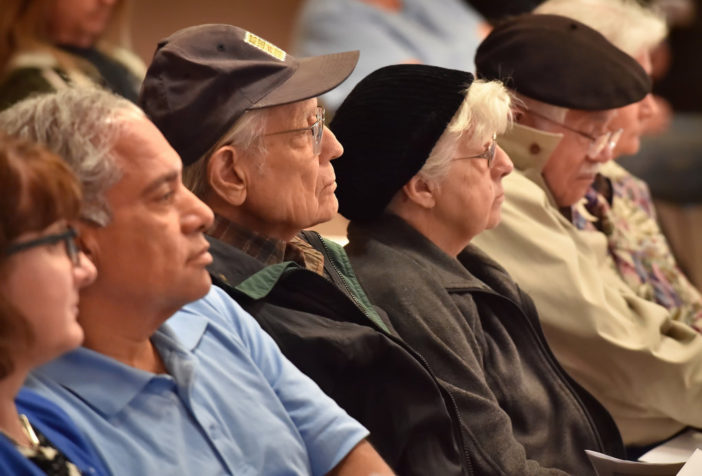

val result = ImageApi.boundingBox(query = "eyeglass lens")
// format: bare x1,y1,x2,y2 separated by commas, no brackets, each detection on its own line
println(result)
451,134,497,167
485,140,496,167
313,106,325,155
526,109,621,159
65,232,80,267
586,128,623,159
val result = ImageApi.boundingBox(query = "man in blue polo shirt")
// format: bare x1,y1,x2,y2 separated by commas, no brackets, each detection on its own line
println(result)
0,84,391,475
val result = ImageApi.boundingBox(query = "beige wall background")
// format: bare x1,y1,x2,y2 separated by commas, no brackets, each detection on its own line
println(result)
130,0,304,65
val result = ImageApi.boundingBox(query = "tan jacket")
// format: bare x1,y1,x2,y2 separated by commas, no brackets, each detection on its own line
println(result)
473,123,702,446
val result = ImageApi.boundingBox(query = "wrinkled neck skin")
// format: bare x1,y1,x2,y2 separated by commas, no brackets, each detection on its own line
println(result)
77,289,170,374
207,196,299,243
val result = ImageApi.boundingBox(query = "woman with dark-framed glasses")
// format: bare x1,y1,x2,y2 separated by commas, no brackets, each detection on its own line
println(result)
330,64,626,474
0,133,106,475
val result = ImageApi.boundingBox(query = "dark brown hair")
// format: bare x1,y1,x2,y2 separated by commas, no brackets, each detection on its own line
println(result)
0,132,82,378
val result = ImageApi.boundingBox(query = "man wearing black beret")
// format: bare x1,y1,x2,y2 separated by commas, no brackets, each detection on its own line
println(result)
473,13,702,451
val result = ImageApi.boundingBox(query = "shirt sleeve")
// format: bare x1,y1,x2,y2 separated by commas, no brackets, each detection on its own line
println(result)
206,286,369,474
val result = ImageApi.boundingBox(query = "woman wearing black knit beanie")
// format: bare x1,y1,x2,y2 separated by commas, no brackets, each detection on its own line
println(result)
330,63,626,475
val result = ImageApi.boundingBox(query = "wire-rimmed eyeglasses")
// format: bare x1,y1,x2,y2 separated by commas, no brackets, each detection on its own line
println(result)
264,106,325,155
527,110,622,159
5,227,81,267
452,133,497,168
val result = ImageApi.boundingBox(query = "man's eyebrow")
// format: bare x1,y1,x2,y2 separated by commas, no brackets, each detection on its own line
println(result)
301,105,318,122
142,170,179,196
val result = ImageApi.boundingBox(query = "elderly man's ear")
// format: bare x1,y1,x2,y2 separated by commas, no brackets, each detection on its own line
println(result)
207,146,249,206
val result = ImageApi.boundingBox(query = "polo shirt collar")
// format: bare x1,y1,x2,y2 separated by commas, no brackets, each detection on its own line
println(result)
163,307,209,351
33,346,155,418
31,315,209,418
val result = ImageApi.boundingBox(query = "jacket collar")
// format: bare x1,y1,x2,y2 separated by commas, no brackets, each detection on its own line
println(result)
208,216,324,275
500,123,563,173
207,235,269,287
500,123,564,210
206,235,304,300
348,214,492,292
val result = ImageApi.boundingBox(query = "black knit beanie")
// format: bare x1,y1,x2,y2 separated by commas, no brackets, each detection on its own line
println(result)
331,64,473,221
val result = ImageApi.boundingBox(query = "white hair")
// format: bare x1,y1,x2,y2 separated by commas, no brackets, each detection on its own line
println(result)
418,79,513,184
183,108,270,199
535,0,667,57
516,94,568,124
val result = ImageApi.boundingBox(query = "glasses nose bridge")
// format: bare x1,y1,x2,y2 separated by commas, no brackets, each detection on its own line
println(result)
486,140,497,167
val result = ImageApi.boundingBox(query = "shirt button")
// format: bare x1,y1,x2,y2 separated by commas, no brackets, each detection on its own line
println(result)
529,143,541,154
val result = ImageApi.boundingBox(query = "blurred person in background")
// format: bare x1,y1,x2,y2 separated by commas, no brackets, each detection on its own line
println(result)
0,132,104,475
292,0,484,114
0,0,145,109
619,0,702,290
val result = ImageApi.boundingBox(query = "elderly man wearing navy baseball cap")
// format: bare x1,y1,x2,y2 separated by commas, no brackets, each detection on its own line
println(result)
471,13,702,452
140,24,473,475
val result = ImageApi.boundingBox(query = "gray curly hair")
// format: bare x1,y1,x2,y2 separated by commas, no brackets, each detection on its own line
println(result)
0,87,142,226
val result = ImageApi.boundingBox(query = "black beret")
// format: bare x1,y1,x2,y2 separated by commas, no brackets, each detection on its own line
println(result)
331,64,473,221
475,14,651,110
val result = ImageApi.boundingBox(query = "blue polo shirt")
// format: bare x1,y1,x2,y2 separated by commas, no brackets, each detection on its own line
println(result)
25,286,368,475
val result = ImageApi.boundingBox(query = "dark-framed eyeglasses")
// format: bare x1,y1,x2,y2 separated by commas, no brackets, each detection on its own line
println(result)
5,227,81,267
263,106,325,155
452,133,497,168
527,109,622,159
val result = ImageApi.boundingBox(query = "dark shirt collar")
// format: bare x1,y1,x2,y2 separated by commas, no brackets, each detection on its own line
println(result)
208,214,325,275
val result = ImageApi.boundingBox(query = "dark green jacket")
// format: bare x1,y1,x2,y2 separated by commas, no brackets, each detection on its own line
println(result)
207,231,472,476
346,215,625,475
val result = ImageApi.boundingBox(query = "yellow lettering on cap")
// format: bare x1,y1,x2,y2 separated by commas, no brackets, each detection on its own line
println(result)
244,32,287,61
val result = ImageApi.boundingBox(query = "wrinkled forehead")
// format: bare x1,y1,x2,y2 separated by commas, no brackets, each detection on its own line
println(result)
264,98,319,128
566,108,617,129
111,114,182,189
